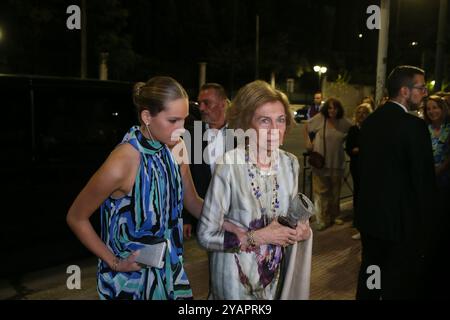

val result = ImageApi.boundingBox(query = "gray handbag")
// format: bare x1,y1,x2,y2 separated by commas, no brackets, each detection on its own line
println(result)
135,239,167,269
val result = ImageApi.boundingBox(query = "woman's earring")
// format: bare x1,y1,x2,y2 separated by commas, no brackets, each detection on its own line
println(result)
145,123,155,141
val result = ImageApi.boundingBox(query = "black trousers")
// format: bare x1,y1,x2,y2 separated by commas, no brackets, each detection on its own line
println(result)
356,233,427,300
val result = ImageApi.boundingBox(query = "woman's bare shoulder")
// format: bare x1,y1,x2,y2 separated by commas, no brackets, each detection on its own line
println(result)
102,143,140,176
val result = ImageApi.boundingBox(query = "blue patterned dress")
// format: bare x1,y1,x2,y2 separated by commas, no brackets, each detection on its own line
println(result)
429,123,450,188
97,126,192,300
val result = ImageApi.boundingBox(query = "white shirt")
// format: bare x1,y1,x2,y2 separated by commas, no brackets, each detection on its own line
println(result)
204,124,227,174
390,100,408,113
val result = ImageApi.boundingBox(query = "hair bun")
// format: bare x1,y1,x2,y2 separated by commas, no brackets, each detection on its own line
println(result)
134,82,146,97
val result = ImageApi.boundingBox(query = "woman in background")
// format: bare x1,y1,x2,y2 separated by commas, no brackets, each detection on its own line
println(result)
305,98,352,231
423,95,450,211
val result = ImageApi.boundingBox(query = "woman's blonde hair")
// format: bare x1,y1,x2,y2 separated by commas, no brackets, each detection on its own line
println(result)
353,103,373,124
423,95,449,124
226,80,293,131
133,76,188,121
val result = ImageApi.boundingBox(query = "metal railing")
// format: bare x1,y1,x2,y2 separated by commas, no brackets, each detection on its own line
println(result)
301,152,353,201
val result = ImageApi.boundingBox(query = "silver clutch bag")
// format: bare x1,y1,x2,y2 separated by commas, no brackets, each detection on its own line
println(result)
135,240,167,269
278,193,315,229
289,193,315,222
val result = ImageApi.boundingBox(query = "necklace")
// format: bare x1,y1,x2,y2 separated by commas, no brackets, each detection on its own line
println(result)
245,146,280,222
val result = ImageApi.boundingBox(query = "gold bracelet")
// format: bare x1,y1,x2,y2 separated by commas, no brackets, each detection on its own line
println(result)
112,257,120,272
246,230,256,247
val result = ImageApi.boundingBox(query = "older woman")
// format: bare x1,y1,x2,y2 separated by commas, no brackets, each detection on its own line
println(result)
197,80,312,300
305,98,352,231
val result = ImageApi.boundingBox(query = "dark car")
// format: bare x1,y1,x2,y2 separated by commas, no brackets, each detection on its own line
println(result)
294,105,308,123
0,74,136,277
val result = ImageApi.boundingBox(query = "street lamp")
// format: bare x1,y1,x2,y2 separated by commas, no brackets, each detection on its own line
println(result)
0,27,3,42
313,65,327,90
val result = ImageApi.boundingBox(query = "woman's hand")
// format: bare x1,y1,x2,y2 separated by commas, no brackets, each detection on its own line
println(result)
222,219,310,250
294,221,311,242
183,224,193,239
254,219,298,247
222,220,250,251
110,251,142,272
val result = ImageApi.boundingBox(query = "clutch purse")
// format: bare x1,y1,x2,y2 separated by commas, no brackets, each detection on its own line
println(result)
278,215,298,229
278,193,315,229
135,239,167,269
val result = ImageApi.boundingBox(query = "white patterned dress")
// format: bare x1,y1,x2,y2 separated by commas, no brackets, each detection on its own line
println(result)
197,147,300,299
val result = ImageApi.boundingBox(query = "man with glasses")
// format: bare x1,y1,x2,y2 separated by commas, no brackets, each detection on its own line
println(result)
355,65,438,299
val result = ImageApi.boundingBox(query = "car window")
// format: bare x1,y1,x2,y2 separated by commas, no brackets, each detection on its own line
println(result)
33,84,135,163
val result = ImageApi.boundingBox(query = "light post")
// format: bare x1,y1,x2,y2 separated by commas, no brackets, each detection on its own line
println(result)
375,0,390,106
313,65,327,91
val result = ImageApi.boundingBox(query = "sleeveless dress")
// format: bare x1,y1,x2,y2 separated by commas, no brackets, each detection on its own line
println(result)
97,126,192,300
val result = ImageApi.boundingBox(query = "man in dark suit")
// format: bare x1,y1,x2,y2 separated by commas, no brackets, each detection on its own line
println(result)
183,83,230,239
355,66,438,299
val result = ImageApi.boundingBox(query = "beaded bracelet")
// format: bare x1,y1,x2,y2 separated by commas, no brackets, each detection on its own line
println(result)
246,230,256,248
112,256,120,272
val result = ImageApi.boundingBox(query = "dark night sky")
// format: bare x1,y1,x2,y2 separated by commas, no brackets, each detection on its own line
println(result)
0,0,447,96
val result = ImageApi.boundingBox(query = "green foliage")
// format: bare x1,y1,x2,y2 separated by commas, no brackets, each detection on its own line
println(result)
336,71,352,84
3,0,135,79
